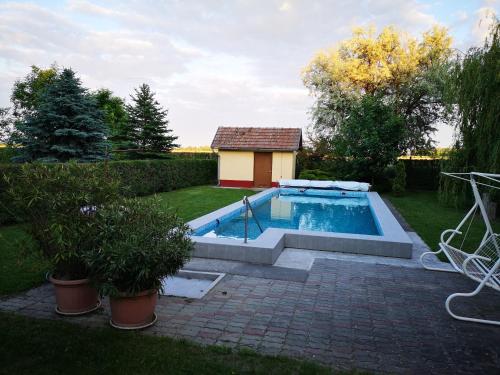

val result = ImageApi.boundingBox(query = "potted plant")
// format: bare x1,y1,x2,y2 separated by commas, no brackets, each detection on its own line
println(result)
5,162,121,315
86,198,192,329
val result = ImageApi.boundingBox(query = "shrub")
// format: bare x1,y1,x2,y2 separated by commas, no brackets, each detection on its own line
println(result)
85,198,192,296
392,161,406,195
4,162,122,279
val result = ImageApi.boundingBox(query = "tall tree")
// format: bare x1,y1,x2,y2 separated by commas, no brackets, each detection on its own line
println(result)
440,21,500,206
93,89,135,150
11,64,59,119
15,68,109,162
303,25,453,155
127,84,178,153
331,95,405,183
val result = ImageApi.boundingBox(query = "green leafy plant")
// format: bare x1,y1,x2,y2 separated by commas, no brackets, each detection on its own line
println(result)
392,161,406,195
4,162,121,279
85,198,192,296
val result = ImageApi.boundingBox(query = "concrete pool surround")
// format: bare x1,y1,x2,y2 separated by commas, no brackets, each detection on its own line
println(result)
188,188,412,264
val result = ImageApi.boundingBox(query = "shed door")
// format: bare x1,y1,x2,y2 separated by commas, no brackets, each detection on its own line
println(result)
253,152,273,187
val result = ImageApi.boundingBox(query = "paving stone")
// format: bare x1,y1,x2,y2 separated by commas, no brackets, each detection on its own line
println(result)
2,259,500,374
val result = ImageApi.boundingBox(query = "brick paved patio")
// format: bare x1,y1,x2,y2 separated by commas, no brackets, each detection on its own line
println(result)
1,258,499,374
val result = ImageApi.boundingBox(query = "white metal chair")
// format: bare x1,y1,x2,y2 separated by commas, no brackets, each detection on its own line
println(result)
420,172,500,325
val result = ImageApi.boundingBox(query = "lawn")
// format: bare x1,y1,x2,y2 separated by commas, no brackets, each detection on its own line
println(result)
146,185,256,222
387,191,500,258
0,312,333,375
0,186,255,295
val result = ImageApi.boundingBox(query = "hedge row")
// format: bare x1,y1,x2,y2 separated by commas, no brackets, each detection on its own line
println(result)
0,159,217,225
401,159,441,190
296,151,442,191
110,159,217,196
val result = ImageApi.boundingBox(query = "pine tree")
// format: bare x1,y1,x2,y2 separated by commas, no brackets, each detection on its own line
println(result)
16,68,109,162
127,84,178,153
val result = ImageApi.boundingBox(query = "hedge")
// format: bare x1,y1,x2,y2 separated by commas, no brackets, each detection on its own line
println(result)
296,150,441,191
110,159,217,197
401,159,440,190
0,159,217,225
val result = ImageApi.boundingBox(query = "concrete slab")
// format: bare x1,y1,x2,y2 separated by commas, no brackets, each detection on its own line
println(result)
184,257,309,282
274,230,455,270
161,270,225,299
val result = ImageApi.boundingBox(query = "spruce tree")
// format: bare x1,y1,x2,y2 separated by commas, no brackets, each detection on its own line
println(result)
16,68,109,162
127,84,178,152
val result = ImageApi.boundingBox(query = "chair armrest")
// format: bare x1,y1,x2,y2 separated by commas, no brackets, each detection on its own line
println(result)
440,229,462,244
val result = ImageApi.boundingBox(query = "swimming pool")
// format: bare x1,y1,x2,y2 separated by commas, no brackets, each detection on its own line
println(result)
188,187,412,264
195,189,381,240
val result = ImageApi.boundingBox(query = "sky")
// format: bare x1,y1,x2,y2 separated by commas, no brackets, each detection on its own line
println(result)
0,0,498,147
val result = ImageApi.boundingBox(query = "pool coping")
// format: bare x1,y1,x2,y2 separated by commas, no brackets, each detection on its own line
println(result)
187,188,412,265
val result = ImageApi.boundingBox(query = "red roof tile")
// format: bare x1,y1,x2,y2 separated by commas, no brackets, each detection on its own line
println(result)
211,127,302,151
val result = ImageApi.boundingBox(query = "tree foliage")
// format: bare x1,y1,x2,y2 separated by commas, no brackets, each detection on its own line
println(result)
303,25,453,155
93,89,134,150
14,68,109,162
330,95,404,183
127,84,178,153
11,64,59,119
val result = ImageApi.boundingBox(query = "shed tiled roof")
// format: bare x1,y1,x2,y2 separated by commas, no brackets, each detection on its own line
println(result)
211,127,302,151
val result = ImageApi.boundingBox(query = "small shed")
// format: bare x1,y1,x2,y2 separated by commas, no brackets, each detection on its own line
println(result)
211,127,302,188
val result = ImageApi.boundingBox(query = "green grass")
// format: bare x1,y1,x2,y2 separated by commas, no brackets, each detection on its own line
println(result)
0,312,335,375
145,185,256,222
387,191,500,259
0,186,255,296
0,225,48,296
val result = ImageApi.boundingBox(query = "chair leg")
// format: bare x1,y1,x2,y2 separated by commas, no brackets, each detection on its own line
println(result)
445,284,500,326
420,250,457,272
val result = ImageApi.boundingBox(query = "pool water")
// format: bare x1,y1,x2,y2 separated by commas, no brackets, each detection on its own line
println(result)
196,192,380,240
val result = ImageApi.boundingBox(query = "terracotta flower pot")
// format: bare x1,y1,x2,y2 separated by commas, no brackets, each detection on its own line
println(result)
49,276,100,315
109,289,158,330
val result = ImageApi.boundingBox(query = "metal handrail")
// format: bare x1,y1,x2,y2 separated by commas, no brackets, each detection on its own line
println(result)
243,196,263,243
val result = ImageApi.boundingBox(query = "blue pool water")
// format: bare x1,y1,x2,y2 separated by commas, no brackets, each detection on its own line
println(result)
195,190,381,240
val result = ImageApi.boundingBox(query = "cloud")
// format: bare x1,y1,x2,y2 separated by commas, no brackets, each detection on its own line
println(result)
0,0,488,146
472,5,498,44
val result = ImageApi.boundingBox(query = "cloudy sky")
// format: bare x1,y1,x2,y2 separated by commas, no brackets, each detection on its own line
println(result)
0,0,498,147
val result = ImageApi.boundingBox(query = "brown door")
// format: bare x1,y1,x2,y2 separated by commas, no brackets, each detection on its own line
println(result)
253,152,273,187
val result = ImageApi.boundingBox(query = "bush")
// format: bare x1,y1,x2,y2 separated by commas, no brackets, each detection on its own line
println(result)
4,162,122,279
392,161,406,195
85,198,192,296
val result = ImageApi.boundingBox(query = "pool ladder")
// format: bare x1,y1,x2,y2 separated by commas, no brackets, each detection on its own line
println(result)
243,196,263,243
